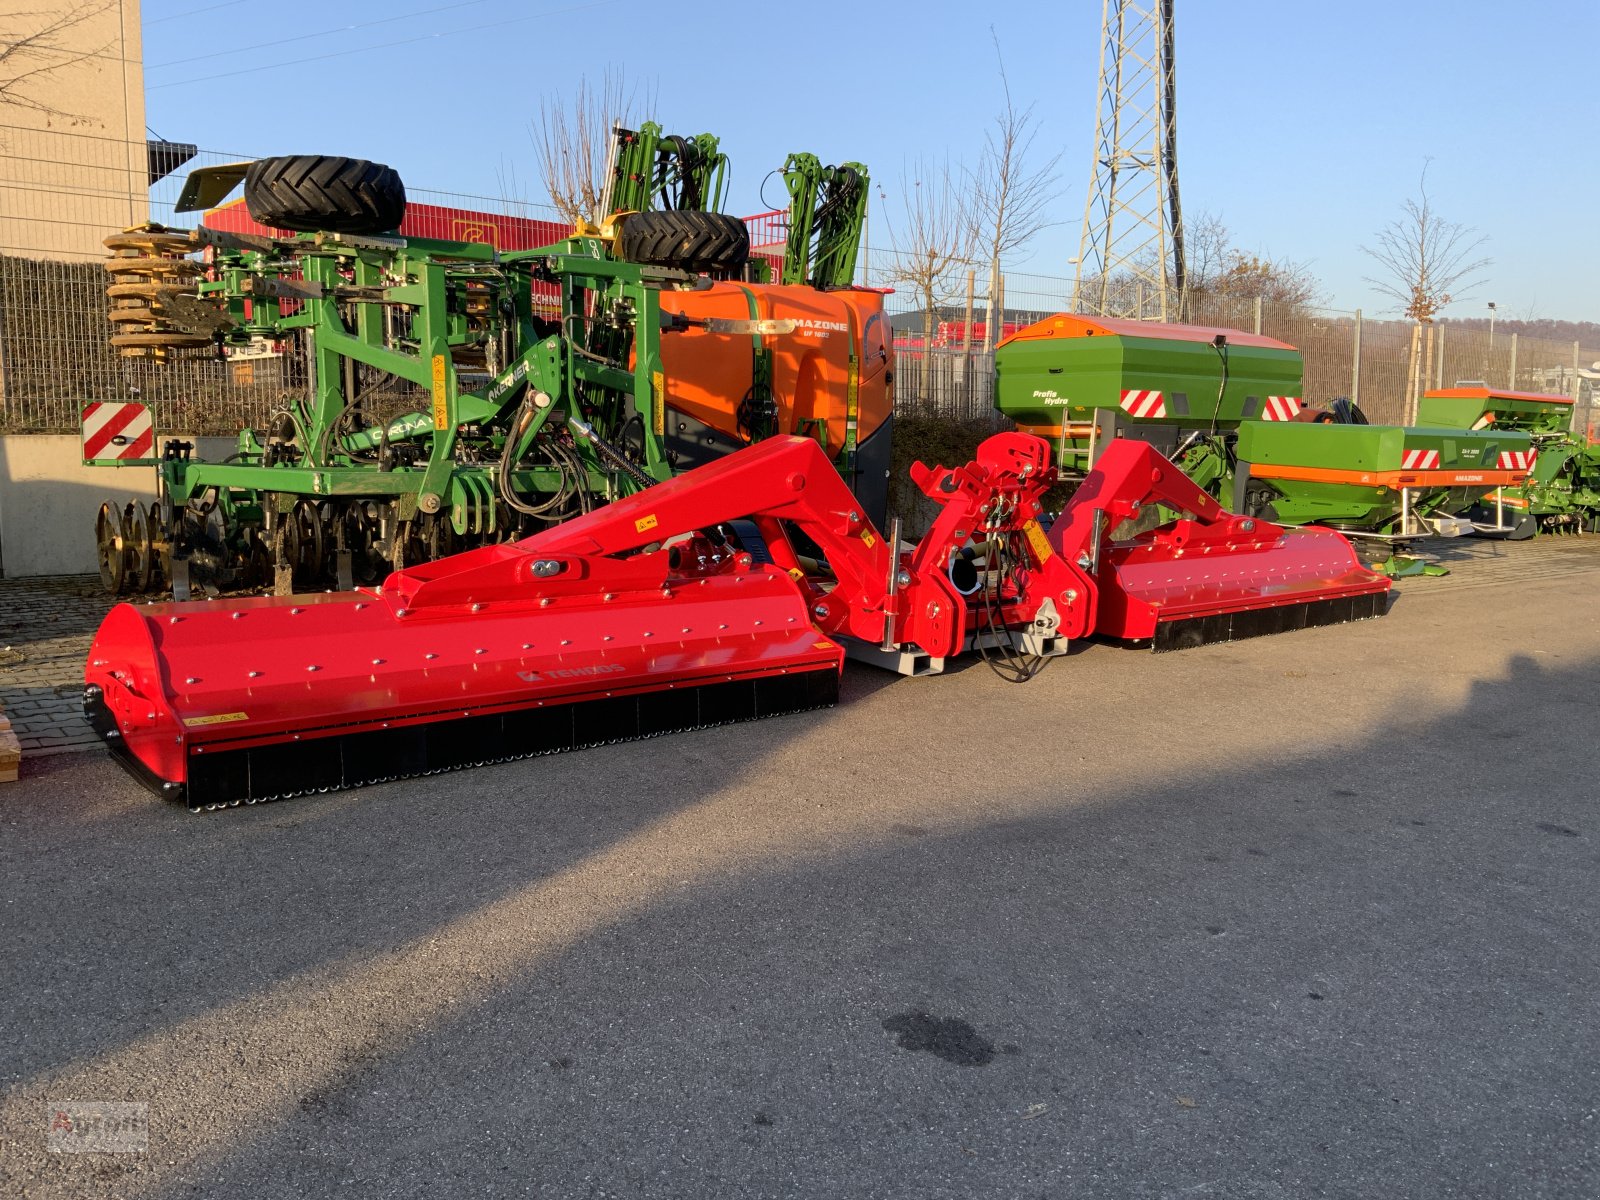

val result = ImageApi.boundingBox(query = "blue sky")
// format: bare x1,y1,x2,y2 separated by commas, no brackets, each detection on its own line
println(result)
143,0,1599,322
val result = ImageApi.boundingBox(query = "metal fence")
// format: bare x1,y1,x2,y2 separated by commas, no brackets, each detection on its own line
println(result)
2,127,1596,436
1183,294,1600,429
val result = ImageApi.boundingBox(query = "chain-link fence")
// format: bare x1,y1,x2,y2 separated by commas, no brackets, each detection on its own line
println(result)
3,126,1597,436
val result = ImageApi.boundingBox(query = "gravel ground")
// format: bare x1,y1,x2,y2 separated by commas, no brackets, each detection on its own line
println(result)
2,539,1598,1199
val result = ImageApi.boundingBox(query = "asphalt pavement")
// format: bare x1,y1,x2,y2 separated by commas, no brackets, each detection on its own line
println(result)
2,537,1598,1199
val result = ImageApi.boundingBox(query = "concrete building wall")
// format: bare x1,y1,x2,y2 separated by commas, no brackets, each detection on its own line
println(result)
0,434,232,577
0,0,148,261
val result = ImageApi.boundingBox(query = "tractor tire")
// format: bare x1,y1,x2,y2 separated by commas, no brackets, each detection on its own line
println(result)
616,210,749,274
243,155,406,235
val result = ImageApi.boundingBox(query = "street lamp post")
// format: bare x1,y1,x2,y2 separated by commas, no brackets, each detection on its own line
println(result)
1487,302,1497,385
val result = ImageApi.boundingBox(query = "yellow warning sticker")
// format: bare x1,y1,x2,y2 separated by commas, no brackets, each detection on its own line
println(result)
860,530,876,548
430,354,449,430
182,712,249,728
652,370,666,437
634,513,659,534
1022,518,1053,564
813,641,837,651
788,567,806,581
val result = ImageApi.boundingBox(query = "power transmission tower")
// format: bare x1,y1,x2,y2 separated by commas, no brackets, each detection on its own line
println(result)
1070,0,1186,321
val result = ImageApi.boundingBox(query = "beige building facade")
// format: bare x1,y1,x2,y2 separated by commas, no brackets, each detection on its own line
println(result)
1,0,148,261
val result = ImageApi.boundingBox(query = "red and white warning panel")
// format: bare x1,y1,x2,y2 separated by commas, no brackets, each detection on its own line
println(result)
1262,395,1303,421
1400,448,1441,470
1497,449,1538,472
82,402,155,464
1119,389,1167,418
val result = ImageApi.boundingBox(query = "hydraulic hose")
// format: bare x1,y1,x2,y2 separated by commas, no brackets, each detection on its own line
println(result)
497,395,581,519
568,416,653,489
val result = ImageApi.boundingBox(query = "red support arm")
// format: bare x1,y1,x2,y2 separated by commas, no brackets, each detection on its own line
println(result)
1047,437,1240,564
386,437,916,650
384,433,1086,661
381,430,1379,662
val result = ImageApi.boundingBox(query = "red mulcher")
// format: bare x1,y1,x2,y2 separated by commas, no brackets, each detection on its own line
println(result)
84,433,1389,809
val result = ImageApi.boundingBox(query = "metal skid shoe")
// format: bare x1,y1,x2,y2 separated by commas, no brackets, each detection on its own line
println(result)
83,432,1391,808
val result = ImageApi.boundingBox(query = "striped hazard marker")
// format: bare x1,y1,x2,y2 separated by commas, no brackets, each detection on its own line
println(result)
1119,389,1167,418
1261,395,1303,421
81,402,154,462
1496,449,1538,472
1400,447,1441,470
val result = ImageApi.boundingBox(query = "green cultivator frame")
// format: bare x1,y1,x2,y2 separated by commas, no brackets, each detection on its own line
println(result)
92,217,718,597
87,128,877,599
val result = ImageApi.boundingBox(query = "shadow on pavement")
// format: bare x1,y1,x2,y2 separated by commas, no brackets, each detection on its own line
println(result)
3,648,1597,1198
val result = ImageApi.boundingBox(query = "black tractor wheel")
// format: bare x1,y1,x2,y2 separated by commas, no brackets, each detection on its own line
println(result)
616,210,749,274
243,155,406,234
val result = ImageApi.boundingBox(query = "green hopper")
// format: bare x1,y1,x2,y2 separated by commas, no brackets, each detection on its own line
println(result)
1414,387,1600,538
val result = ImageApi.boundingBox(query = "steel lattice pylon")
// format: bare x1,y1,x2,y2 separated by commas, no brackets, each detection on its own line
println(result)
1071,0,1186,321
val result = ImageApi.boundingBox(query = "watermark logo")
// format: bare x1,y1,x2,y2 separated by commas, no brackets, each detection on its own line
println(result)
46,1102,148,1154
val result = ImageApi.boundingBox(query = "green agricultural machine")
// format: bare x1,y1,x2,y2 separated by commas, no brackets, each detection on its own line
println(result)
993,314,1534,560
778,153,869,289
86,126,884,598
1414,387,1600,538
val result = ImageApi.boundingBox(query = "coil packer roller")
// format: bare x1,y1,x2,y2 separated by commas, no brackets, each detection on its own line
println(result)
84,432,1389,810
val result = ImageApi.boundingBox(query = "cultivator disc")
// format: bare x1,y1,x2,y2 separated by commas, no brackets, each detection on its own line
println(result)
93,500,168,596
94,503,126,593
123,501,155,593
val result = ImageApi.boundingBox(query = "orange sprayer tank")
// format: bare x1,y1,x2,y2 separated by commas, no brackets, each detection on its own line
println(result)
655,282,895,523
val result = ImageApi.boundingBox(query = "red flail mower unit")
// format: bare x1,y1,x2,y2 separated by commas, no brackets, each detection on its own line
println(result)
84,433,1389,809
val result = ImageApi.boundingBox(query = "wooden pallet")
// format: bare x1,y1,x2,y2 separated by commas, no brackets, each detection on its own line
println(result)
0,713,20,783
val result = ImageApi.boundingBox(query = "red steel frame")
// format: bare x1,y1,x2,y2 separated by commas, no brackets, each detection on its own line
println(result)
85,433,1390,796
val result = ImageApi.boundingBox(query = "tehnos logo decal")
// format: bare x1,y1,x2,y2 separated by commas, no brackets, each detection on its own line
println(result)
517,663,627,683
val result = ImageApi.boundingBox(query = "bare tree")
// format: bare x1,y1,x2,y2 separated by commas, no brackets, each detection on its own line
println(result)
0,1,115,120
883,161,978,349
967,30,1059,351
532,71,648,226
1213,252,1319,307
1362,164,1491,419
1182,212,1234,291
1361,164,1491,323
1183,212,1321,311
